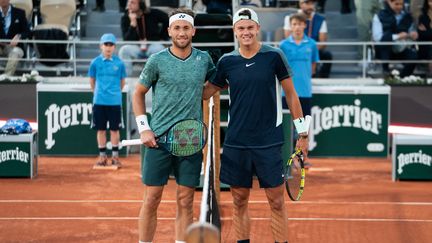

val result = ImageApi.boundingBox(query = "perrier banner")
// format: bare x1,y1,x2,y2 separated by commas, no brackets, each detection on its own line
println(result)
0,132,37,178
37,83,129,156
309,86,390,157
393,135,432,180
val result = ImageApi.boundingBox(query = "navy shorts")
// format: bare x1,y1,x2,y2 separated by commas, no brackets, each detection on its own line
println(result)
220,145,284,188
91,104,123,131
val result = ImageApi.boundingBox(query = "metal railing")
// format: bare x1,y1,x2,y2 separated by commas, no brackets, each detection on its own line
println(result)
1,39,431,78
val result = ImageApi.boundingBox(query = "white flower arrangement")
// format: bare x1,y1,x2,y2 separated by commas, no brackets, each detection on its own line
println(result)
385,69,429,85
0,70,43,83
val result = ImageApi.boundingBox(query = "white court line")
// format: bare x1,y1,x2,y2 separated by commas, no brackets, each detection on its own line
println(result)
0,200,431,206
0,217,431,223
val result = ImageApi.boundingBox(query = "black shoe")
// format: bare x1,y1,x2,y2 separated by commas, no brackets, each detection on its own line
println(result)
111,157,122,168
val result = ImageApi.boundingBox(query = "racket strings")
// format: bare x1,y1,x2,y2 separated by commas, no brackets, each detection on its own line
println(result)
168,120,207,156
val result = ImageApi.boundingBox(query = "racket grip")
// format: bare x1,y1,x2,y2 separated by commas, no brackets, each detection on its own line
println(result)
120,139,142,146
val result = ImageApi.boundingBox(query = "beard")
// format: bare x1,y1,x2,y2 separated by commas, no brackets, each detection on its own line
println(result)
172,37,191,49
303,8,314,16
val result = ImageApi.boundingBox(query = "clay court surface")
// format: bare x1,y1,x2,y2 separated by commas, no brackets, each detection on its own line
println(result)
0,155,431,243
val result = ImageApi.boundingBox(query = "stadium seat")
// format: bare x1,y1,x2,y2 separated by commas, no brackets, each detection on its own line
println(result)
32,0,76,66
38,0,76,31
11,0,33,22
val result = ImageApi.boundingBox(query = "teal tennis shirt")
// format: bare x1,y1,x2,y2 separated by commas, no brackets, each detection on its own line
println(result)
139,47,216,136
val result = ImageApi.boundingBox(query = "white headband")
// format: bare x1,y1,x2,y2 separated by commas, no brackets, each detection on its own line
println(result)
169,13,194,27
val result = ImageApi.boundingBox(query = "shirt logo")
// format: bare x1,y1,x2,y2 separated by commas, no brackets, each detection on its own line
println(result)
245,62,255,67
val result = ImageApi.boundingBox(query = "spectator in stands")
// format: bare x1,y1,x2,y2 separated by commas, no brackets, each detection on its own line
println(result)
284,0,332,78
0,0,30,76
280,13,318,169
417,0,432,74
89,33,126,168
354,0,382,59
119,0,169,76
372,0,418,77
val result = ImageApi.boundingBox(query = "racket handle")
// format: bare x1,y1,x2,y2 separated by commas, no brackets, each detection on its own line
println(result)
120,139,142,146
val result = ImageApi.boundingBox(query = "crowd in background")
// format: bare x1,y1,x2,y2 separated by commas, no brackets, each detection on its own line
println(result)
1,0,431,77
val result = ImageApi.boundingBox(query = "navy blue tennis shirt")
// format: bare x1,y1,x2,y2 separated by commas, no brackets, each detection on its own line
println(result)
210,45,293,148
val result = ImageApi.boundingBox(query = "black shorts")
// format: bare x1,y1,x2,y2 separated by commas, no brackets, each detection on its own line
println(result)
91,104,123,131
220,145,284,188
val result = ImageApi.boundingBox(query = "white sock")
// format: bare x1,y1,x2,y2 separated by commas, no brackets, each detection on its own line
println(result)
175,241,186,243
139,241,152,243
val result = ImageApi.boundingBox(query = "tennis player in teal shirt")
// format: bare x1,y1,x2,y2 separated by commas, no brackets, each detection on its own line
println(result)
132,8,216,243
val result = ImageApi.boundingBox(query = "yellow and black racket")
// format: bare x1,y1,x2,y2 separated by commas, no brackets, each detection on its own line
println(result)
284,149,305,201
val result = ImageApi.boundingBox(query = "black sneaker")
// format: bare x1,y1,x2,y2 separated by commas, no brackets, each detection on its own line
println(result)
111,157,122,168
94,156,108,167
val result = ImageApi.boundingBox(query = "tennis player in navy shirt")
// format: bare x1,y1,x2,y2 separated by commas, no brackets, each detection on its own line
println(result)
203,8,310,243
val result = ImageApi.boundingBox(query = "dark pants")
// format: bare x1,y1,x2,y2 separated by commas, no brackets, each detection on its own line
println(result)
341,0,351,12
375,45,418,77
118,0,127,10
317,49,332,78
96,0,104,7
418,44,432,60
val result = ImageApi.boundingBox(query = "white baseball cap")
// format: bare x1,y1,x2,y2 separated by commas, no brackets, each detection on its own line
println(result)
232,8,260,26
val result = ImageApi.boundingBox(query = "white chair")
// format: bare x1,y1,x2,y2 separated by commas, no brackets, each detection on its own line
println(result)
36,0,76,35
32,0,76,67
11,0,33,22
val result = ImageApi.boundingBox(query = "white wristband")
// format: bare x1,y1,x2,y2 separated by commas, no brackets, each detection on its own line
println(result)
293,115,311,135
136,115,151,134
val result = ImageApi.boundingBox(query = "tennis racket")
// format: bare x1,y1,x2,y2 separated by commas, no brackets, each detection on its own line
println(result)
121,119,208,157
284,148,305,201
